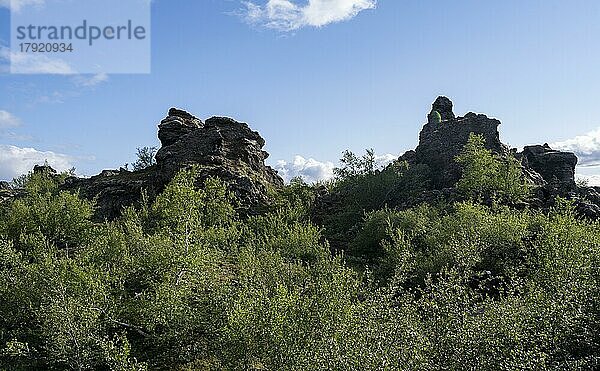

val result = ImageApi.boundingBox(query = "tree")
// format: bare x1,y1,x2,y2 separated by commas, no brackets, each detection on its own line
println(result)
455,133,529,203
132,147,157,171
333,149,377,179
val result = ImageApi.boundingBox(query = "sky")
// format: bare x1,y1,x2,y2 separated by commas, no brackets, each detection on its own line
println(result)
1,0,600,184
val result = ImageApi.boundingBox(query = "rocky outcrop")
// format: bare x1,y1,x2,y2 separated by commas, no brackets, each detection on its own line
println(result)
400,97,581,193
8,97,597,220
154,115,283,207
62,108,283,220
63,167,155,221
412,97,508,188
518,144,577,191
158,108,204,147
431,96,455,121
385,96,600,217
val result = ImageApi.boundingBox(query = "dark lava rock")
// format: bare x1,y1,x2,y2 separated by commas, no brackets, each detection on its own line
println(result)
63,168,156,221
154,115,283,209
383,97,591,216
518,144,577,191
408,97,580,194
431,96,456,121
158,108,204,147
62,109,283,220
414,98,507,188
33,164,57,175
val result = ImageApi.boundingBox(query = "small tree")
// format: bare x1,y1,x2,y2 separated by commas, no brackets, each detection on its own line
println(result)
456,133,529,203
334,149,377,179
132,146,157,171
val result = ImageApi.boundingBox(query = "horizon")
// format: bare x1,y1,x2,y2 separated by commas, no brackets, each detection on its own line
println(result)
2,0,600,184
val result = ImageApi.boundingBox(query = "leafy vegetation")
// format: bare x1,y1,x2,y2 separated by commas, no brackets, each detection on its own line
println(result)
0,141,599,370
456,133,530,204
133,147,158,171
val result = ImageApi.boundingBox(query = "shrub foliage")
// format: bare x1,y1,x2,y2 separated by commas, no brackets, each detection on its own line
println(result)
0,146,598,370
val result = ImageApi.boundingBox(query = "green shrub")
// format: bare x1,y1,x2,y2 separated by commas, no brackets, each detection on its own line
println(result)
456,133,529,204
1,166,599,370
0,171,94,250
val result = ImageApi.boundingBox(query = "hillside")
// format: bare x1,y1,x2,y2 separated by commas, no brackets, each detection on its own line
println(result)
0,98,599,370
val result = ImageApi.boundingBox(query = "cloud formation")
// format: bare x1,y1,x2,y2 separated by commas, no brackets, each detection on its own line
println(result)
72,73,109,87
275,155,335,183
0,110,22,128
576,173,600,187
373,153,398,168
0,0,45,12
0,47,75,74
0,145,74,181
275,152,398,184
243,0,376,31
551,127,600,167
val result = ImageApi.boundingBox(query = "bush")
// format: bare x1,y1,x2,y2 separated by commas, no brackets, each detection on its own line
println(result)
132,146,157,171
456,133,529,204
0,171,94,250
1,166,599,369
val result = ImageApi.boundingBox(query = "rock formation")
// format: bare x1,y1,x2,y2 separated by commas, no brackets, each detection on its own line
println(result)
400,97,580,193
409,97,508,188
519,144,578,190
62,108,283,220
153,111,283,206
431,96,455,121
7,97,600,220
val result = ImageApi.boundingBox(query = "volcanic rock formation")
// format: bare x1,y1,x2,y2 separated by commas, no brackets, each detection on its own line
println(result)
8,98,598,220
62,108,283,220
406,97,508,188
403,97,578,192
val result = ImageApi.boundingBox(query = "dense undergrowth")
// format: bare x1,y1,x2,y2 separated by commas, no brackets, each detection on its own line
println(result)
0,135,599,370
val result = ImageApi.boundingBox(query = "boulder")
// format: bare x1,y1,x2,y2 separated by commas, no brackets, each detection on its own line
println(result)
33,164,57,175
157,108,204,147
431,96,455,121
518,144,577,190
154,115,283,209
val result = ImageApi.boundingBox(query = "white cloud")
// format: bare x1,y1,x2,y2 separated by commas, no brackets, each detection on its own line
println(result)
374,153,398,168
0,47,76,74
10,53,75,74
243,0,376,31
275,155,335,183
274,152,398,184
0,110,22,128
551,127,600,167
0,0,45,12
0,144,73,181
72,73,109,87
576,173,600,187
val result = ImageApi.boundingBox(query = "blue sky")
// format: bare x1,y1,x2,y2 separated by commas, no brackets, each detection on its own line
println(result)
1,0,600,183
